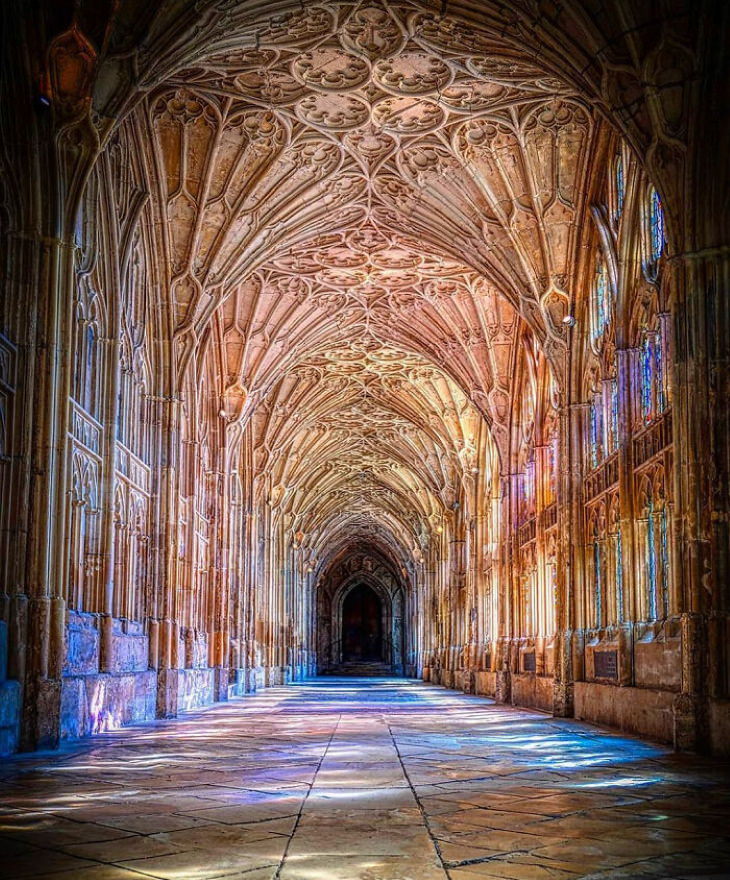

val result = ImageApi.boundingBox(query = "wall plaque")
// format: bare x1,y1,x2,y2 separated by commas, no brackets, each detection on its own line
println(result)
594,649,618,679
522,652,536,672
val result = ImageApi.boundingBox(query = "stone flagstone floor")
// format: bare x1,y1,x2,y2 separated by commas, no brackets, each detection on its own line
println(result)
1,678,730,880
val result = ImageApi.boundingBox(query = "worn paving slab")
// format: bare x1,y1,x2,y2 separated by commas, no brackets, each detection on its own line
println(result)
1,678,729,879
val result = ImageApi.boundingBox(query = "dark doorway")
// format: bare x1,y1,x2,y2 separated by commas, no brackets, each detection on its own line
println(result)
342,584,383,662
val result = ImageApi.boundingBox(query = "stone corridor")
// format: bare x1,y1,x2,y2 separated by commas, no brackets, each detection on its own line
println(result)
1,679,729,880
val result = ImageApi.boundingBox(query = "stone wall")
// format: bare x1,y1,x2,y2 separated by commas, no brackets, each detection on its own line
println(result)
709,700,730,757
0,621,21,754
178,668,216,712
574,682,675,744
511,673,554,714
60,671,157,739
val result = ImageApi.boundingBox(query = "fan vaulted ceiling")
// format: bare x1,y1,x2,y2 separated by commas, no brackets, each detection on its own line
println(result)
133,1,597,570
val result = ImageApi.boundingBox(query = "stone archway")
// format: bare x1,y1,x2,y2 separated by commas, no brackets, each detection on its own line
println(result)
319,568,405,675
341,583,383,662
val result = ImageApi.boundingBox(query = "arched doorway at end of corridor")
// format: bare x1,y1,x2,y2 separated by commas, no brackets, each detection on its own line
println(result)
342,582,384,662
316,553,407,676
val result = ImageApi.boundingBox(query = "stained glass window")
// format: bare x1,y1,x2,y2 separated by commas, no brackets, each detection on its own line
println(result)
592,260,610,341
609,377,619,453
525,461,535,512
639,331,666,425
589,399,601,469
593,539,602,626
649,188,665,262
640,335,654,423
616,529,624,622
615,155,625,220
646,496,658,620
660,507,670,618
84,324,96,414
654,334,665,413
518,472,528,519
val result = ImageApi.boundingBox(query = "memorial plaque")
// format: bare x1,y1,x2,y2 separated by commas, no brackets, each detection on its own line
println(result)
594,649,618,679
522,652,536,672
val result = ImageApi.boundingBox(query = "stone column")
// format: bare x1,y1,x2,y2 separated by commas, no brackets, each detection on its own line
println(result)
151,393,182,719
671,249,730,751
23,229,79,750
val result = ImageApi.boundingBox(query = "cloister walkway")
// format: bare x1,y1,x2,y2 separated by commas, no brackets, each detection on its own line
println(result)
1,679,729,880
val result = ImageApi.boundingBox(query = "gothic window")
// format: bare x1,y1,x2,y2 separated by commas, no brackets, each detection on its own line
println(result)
72,294,102,417
639,328,665,424
608,495,623,623
72,168,104,419
608,376,619,454
544,536,558,637
117,338,150,461
67,452,100,612
632,290,668,429
660,508,669,617
637,470,671,621
112,486,127,618
585,234,617,472
613,153,625,222
520,545,538,637
114,488,149,622
646,491,658,619
541,391,559,508
516,344,537,523
587,368,604,470
642,186,666,282
649,187,665,263
130,494,149,622
587,505,606,628
591,259,610,343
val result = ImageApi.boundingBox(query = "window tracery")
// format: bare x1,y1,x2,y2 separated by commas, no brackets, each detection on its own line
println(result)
613,153,625,223
636,469,671,621
67,452,101,612
591,259,611,343
648,187,666,264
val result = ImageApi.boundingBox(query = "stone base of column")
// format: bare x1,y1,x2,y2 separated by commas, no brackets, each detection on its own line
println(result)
552,679,574,717
33,678,61,750
462,669,477,694
495,670,511,704
673,692,701,752
213,666,229,702
156,668,179,719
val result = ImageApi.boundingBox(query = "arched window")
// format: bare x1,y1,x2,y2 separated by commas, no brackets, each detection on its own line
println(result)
67,452,100,612
638,325,666,425
608,375,619,454
586,368,604,470
587,504,606,628
516,356,536,522
591,259,610,343
608,495,623,623
72,293,102,416
613,154,625,223
648,187,665,263
541,385,559,507
637,470,670,621
585,236,618,471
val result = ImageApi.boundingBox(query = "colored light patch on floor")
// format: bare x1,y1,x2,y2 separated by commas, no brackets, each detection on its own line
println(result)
0,678,729,879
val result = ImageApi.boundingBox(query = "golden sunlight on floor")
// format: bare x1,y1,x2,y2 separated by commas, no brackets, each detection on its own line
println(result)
1,679,729,879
